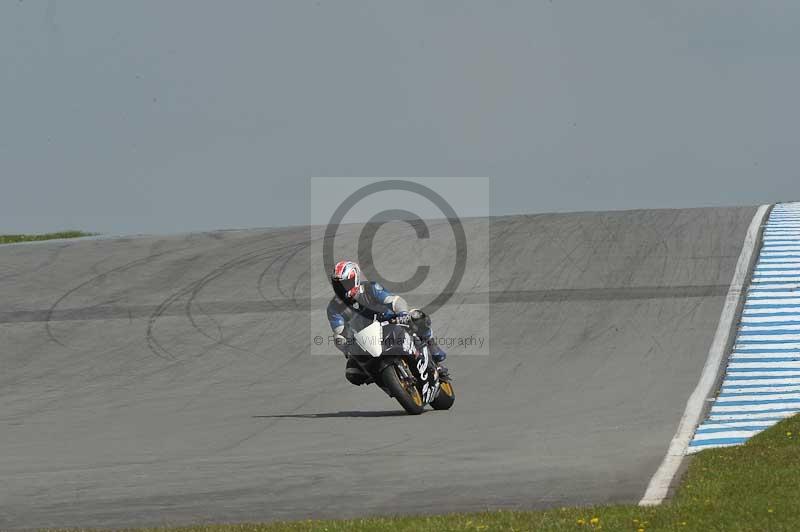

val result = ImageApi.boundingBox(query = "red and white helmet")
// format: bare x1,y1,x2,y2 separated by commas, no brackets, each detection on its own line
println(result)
331,260,362,301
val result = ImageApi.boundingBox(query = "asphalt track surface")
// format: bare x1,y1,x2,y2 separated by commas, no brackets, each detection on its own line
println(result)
0,207,756,530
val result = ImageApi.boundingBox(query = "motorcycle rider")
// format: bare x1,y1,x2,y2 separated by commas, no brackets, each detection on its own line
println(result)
327,259,448,386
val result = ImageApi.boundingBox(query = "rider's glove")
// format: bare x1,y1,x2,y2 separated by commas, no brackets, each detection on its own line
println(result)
393,311,412,325
379,310,411,325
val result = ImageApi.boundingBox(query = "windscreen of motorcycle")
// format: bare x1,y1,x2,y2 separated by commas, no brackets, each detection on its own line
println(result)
353,321,384,357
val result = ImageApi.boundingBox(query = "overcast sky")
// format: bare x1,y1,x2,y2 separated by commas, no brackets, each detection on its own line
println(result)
2,1,799,234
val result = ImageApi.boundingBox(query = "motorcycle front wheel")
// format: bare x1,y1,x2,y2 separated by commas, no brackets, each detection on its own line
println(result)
430,379,455,410
381,363,425,415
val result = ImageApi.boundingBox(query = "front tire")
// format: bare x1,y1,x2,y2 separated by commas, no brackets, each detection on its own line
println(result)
381,363,425,415
431,380,455,410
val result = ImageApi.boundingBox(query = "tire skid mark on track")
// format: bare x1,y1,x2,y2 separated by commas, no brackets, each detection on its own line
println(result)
182,240,308,354
182,239,310,354
250,250,307,350
44,246,195,348
2,283,733,326
147,233,304,360
247,230,362,388
274,241,310,300
256,250,292,306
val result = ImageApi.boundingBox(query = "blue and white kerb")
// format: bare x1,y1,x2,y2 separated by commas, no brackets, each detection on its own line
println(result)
689,202,800,453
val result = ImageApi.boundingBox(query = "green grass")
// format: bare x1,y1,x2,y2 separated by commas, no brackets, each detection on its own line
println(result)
52,415,800,532
0,231,95,244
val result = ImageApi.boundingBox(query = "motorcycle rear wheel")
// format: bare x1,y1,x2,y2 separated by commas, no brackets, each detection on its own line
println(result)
381,363,425,415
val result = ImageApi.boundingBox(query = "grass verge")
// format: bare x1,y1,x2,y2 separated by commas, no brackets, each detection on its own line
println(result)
54,415,800,532
0,231,95,244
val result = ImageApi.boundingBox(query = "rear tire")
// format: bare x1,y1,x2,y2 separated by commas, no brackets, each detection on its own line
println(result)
381,364,425,415
431,380,455,410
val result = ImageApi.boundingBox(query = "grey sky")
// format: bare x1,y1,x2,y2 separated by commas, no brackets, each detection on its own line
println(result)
2,1,799,234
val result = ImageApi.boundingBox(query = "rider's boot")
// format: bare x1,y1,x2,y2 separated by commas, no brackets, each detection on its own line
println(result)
345,357,371,386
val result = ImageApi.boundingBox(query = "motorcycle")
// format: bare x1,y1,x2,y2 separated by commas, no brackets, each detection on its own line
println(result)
349,315,455,415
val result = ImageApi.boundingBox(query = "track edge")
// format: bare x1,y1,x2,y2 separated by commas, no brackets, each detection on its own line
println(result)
638,203,772,506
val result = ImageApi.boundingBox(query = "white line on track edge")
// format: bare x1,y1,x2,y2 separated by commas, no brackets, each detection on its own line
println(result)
638,204,771,506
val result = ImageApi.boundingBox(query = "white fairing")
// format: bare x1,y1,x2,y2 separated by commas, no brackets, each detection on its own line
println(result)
354,321,384,357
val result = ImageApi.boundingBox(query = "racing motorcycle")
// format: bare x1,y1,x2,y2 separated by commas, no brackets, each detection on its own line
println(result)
350,314,455,415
